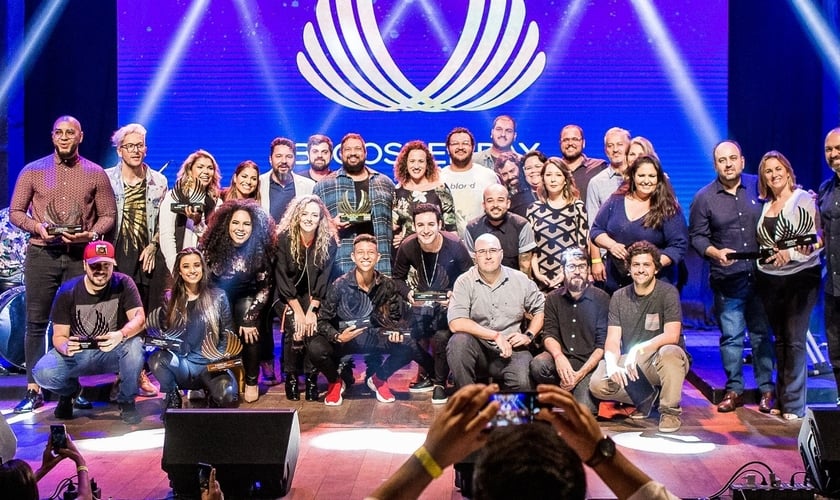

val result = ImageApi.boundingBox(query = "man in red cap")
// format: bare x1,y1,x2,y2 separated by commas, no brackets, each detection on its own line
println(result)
32,241,147,424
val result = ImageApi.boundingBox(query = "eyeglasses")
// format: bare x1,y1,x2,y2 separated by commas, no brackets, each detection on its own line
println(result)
52,129,78,139
120,143,146,152
561,137,582,143
475,248,501,256
524,163,544,172
564,263,588,272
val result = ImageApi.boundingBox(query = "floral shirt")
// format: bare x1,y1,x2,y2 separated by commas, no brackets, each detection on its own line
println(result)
0,208,28,280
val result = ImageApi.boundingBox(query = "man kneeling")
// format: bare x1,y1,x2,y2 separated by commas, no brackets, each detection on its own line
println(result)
589,241,689,433
33,241,146,424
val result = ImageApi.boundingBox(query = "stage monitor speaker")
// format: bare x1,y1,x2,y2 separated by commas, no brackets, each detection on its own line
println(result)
798,407,840,497
162,409,299,499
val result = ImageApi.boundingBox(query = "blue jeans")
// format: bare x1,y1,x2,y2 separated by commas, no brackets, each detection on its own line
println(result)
530,351,599,414
714,290,775,394
33,336,144,403
24,245,84,383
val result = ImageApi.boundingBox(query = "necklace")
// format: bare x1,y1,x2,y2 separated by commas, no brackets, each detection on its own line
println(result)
420,248,440,289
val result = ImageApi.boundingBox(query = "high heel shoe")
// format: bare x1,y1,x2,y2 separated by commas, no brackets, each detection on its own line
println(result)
305,373,319,401
285,373,300,401
244,384,259,403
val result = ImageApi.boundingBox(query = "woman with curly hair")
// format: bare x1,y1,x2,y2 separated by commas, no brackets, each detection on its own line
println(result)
200,199,276,403
590,154,688,294
392,140,456,250
159,149,222,273
222,160,261,202
149,248,240,416
527,158,588,291
274,194,338,400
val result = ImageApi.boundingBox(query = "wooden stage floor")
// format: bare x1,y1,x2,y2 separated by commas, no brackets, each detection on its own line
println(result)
1,328,836,499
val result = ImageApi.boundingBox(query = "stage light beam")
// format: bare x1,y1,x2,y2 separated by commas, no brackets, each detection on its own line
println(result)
133,0,210,125
0,0,67,108
788,0,840,88
629,0,721,153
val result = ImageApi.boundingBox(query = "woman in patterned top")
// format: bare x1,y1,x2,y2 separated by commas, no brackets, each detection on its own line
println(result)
200,199,276,403
527,158,588,291
755,150,822,420
392,141,456,250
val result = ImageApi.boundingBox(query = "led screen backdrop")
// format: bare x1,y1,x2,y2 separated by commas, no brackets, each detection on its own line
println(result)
117,0,727,205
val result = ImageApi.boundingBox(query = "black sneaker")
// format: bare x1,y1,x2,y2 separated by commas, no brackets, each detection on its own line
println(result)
54,396,74,419
338,360,356,388
119,401,141,424
431,385,448,405
409,375,434,393
14,389,44,414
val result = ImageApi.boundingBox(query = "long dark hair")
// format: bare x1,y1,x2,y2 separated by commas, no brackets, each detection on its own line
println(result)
626,155,680,229
200,199,276,277
0,459,38,500
165,248,220,336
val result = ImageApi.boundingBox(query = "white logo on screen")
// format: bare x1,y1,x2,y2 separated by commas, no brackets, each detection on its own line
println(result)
297,0,545,112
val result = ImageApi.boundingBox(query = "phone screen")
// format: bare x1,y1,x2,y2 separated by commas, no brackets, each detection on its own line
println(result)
487,392,545,427
50,424,67,449
197,462,212,490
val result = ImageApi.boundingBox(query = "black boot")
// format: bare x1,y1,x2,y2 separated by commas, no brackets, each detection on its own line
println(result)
305,373,319,401
285,373,300,401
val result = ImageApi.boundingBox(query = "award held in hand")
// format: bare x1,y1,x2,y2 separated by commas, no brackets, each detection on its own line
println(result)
203,329,244,372
44,200,83,236
144,307,185,351
70,309,109,349
338,191,372,223
337,290,374,330
169,178,206,215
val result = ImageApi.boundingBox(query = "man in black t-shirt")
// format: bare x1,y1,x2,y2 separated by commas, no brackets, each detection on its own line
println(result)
393,204,472,404
32,241,146,424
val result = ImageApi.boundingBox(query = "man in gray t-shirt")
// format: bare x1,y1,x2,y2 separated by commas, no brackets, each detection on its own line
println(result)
589,241,689,433
447,234,544,391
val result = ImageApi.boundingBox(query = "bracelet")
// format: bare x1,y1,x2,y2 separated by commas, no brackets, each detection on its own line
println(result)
76,465,89,473
591,258,603,264
414,445,443,479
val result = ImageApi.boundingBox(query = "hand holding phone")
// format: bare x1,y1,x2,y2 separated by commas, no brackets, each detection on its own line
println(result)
50,424,67,450
198,462,213,490
486,392,550,428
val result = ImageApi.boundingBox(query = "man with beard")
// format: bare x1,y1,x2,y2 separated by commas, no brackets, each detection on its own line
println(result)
439,127,500,235
464,184,536,275
558,124,607,200
530,247,609,415
105,123,167,398
472,115,521,170
494,153,535,217
589,241,689,433
447,234,544,391
314,133,395,278
689,140,774,413
393,204,473,404
259,137,315,222
32,241,146,424
301,134,334,182
9,116,117,413
819,127,840,405
586,127,630,282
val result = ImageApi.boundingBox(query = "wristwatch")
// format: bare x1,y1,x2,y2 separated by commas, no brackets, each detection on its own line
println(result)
524,330,535,340
90,231,100,241
585,436,616,467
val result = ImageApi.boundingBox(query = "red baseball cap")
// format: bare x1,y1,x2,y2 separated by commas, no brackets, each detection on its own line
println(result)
84,241,117,265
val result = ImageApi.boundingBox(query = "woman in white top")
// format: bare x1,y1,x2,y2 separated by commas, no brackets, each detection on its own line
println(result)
159,150,222,273
755,150,822,420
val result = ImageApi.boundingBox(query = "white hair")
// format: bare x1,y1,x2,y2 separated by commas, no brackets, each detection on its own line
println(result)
111,123,147,147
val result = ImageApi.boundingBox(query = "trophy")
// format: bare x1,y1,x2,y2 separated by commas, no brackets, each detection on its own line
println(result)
377,314,412,343
413,261,451,302
727,234,818,261
70,309,109,349
338,190,372,223
44,200,83,236
169,177,207,215
203,329,244,372
337,289,373,330
143,307,185,351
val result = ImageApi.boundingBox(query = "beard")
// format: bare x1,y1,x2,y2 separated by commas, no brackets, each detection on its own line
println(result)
343,159,366,175
562,150,582,163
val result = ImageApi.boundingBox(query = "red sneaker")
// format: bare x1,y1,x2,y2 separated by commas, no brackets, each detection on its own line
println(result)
325,380,345,406
366,375,395,403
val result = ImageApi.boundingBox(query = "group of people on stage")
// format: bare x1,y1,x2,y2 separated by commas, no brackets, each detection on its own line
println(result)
4,113,839,432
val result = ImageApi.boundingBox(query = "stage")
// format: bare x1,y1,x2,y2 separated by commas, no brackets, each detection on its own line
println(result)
0,327,836,499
